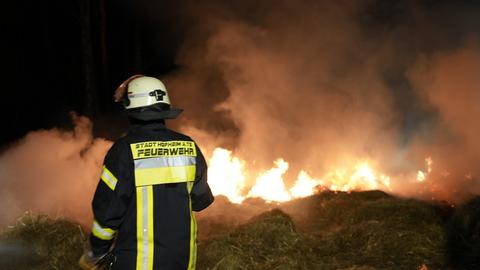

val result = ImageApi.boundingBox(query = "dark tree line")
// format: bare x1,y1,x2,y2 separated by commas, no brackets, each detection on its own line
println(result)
1,0,180,146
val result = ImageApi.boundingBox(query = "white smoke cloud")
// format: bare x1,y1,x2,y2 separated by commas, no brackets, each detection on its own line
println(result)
164,0,480,202
405,40,480,201
0,113,112,227
167,1,401,189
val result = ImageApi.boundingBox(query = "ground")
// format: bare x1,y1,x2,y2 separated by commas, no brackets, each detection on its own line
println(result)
1,191,479,270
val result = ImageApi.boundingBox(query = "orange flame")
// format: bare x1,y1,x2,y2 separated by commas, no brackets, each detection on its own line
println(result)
247,159,291,202
207,147,399,204
207,148,247,203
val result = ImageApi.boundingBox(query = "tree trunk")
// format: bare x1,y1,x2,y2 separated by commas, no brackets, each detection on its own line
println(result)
80,0,97,118
98,0,109,109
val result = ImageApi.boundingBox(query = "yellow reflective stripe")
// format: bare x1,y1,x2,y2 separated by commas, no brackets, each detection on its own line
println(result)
187,181,194,193
101,166,118,190
187,182,197,270
136,186,154,270
135,165,196,187
92,219,116,240
147,187,154,270
136,188,143,270
130,140,197,159
134,156,196,169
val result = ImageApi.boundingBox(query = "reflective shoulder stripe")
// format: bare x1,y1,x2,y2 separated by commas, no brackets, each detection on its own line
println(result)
92,219,117,240
101,166,118,190
134,156,196,169
135,166,196,186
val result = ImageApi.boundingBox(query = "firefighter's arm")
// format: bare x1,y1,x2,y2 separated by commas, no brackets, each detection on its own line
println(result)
190,145,214,212
87,140,134,257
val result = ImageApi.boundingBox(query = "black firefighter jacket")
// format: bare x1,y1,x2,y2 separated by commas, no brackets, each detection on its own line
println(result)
89,122,215,270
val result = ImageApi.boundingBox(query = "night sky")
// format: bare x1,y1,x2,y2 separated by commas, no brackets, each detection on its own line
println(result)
2,0,185,146
2,0,480,150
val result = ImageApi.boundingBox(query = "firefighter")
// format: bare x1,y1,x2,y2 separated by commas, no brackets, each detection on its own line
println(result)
79,75,215,270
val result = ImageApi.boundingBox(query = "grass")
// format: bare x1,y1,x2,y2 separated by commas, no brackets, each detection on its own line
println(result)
197,209,313,270
2,191,478,269
0,212,85,270
198,191,449,270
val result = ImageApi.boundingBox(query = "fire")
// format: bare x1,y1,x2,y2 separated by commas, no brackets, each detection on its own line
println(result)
323,162,391,192
417,157,433,182
207,147,395,204
207,148,246,203
290,171,323,199
247,159,291,202
417,171,426,182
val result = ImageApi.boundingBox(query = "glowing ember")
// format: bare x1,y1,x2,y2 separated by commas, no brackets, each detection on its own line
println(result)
417,157,433,182
426,157,433,173
417,171,426,182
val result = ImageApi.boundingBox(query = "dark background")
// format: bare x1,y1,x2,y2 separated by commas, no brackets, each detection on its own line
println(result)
1,0,479,148
1,0,188,147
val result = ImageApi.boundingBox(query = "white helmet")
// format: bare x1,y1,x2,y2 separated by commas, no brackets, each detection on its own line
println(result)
114,75,182,120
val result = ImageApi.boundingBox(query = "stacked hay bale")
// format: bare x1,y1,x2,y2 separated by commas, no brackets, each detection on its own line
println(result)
198,191,449,270
197,209,313,269
0,191,465,269
0,213,85,270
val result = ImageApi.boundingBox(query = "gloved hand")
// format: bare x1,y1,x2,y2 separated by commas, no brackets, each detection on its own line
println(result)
78,250,104,270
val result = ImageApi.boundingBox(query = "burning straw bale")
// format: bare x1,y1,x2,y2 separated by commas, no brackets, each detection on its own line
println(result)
0,191,454,269
283,191,448,269
0,212,85,270
199,191,449,270
197,209,314,270
196,195,273,241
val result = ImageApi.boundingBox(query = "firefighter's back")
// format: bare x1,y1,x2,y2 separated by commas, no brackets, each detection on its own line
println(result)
113,123,201,270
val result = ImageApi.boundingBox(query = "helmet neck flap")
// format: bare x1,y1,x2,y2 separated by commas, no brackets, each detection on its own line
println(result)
126,103,183,121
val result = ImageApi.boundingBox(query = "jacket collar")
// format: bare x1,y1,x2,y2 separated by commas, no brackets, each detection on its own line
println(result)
130,120,167,132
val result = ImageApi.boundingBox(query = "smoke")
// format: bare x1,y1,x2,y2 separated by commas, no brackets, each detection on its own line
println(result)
0,113,112,227
406,41,480,201
162,0,480,201
168,0,398,172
